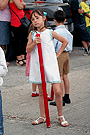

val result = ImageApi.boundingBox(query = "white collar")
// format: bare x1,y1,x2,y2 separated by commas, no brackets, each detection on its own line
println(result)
56,25,65,29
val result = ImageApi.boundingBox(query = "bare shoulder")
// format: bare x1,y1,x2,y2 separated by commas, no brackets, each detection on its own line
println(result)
52,31,60,39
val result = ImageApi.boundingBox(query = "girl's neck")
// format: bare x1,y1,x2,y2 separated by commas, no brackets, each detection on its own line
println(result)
37,26,46,32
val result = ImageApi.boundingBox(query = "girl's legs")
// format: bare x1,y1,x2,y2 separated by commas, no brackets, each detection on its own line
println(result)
31,84,51,98
32,84,46,124
32,83,68,126
53,83,63,116
52,83,69,126
38,84,45,118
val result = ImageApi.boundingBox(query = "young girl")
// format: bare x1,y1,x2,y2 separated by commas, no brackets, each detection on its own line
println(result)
26,9,69,127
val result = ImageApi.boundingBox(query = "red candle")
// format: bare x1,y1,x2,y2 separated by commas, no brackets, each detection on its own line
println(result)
36,33,51,128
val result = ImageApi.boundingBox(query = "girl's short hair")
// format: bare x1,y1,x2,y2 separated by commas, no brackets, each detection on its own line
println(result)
29,9,47,32
53,10,66,23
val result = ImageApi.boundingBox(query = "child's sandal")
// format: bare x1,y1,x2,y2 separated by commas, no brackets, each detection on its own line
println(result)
22,59,26,64
56,116,69,127
32,117,46,125
16,59,24,66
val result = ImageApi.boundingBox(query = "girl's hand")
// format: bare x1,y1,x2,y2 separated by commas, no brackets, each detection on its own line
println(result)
34,37,41,45
56,52,60,58
26,33,41,53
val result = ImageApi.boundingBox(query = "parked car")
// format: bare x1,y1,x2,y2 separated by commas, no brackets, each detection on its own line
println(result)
23,0,74,32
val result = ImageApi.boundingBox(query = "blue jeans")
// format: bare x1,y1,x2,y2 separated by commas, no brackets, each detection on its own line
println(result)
0,91,4,135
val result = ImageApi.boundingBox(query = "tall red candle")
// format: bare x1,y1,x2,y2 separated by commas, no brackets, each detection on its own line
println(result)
36,33,51,128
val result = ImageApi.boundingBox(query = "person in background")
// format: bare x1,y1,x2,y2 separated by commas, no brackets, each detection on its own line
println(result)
31,83,39,97
0,47,8,135
9,0,28,66
80,0,90,32
0,0,11,66
31,83,53,101
70,0,90,56
50,10,73,106
80,0,90,53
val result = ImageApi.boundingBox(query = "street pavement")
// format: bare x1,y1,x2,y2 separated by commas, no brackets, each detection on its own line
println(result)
1,47,90,135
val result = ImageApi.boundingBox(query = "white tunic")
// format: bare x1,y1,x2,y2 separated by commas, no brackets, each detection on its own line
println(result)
29,29,61,84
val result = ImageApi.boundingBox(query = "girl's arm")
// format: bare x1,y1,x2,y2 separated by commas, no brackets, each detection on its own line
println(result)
26,32,41,54
52,31,68,57
12,0,26,10
0,0,9,10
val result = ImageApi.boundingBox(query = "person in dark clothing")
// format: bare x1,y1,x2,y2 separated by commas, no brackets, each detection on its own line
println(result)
70,0,85,25
70,0,90,56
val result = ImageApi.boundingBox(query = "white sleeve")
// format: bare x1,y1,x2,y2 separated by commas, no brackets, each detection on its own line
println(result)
0,48,8,77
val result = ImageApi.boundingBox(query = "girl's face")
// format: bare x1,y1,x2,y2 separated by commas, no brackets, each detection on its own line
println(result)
31,12,45,29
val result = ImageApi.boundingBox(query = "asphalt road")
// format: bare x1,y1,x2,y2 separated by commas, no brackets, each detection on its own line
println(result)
1,47,90,135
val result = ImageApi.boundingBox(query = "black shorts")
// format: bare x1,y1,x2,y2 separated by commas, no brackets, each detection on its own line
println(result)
75,23,90,42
